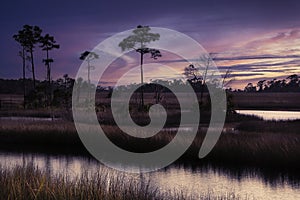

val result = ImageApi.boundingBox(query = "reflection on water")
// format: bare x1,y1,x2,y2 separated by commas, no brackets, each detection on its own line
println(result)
0,152,299,200
157,165,300,200
0,116,61,121
236,110,300,121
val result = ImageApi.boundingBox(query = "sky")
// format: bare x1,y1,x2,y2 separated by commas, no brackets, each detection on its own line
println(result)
1,0,300,89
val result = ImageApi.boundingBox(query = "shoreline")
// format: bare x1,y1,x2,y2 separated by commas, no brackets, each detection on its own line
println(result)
0,116,300,170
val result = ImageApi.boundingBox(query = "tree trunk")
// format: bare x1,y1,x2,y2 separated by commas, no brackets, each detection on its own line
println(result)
46,49,51,107
46,49,50,85
22,47,26,109
200,82,205,105
87,60,91,100
30,49,36,90
200,60,209,105
140,52,144,108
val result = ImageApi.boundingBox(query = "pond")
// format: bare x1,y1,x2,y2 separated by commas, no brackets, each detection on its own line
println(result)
0,152,299,200
236,110,300,121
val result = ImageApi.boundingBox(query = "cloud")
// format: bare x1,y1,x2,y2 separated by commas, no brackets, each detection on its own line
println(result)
244,29,300,49
214,54,300,61
288,29,300,39
231,73,265,78
251,69,285,73
220,58,300,68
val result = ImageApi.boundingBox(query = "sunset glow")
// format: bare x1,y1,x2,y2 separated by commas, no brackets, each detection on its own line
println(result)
1,1,300,89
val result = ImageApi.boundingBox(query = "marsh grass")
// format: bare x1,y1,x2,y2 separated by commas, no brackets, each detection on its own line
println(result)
0,109,67,118
236,119,300,133
207,131,300,168
231,92,300,110
0,164,245,200
0,119,86,155
1,118,300,168
0,118,299,199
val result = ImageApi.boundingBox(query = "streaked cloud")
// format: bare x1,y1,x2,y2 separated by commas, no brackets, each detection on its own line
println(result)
1,0,300,90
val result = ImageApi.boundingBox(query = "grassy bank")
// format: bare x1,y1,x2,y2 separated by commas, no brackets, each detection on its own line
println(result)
205,130,300,168
0,119,85,154
0,164,243,200
231,92,300,110
1,118,300,169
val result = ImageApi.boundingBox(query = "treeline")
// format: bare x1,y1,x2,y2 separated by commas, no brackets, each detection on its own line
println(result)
11,24,104,109
0,79,30,94
115,79,220,93
12,24,61,108
0,75,74,109
244,74,300,92
13,25,60,90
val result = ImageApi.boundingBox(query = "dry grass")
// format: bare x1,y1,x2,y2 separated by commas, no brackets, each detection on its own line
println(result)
231,92,300,110
0,108,71,119
236,119,300,133
0,119,84,154
207,131,300,168
0,164,244,200
1,118,300,169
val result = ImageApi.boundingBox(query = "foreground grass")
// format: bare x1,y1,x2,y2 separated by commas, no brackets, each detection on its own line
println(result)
0,164,243,200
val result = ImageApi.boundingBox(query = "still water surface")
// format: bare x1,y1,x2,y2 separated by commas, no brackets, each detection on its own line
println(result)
236,110,300,121
0,152,299,200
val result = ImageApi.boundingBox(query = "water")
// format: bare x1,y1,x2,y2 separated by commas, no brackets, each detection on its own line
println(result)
0,152,299,200
236,110,300,121
0,116,61,121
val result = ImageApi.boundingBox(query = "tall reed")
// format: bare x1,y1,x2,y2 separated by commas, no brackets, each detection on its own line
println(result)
0,164,244,200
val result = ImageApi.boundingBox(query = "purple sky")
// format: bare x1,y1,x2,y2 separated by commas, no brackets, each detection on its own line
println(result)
1,0,300,89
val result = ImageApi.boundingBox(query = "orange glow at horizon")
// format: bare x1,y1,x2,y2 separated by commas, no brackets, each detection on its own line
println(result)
95,28,300,90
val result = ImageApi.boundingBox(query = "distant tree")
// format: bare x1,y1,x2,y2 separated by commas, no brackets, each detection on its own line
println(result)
52,74,74,110
13,29,28,108
198,54,216,105
119,25,161,108
150,80,168,104
257,80,266,92
221,69,233,89
244,83,256,92
286,74,299,91
183,54,214,105
73,77,83,103
14,25,42,90
183,64,202,84
79,51,99,99
273,79,283,92
266,79,277,92
287,74,299,83
40,34,60,84
79,51,99,84
281,79,287,91
243,74,300,93
39,33,60,105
